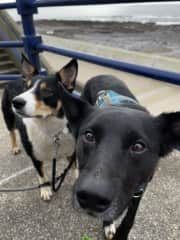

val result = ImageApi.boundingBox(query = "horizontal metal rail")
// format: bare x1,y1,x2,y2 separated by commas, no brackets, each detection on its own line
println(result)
0,41,23,48
0,0,179,85
32,0,178,7
0,2,16,10
38,43,180,85
0,74,21,81
34,0,175,7
0,0,176,9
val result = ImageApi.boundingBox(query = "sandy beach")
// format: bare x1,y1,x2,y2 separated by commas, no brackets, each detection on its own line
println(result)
34,20,180,59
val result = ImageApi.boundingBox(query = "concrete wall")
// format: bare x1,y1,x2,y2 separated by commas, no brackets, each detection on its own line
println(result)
0,10,22,69
0,10,52,73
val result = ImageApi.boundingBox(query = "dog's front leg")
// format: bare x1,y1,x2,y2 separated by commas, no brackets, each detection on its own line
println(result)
34,160,53,201
38,177,53,201
10,129,21,155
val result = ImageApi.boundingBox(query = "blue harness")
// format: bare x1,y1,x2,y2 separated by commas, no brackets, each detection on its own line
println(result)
96,90,137,108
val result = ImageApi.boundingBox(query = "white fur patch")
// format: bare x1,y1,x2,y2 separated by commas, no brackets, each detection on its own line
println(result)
104,208,128,239
104,223,116,240
113,208,128,228
23,116,74,163
13,82,38,116
22,92,36,115
75,157,79,179
74,168,79,179
23,116,75,201
38,175,53,201
63,126,69,134
40,186,53,201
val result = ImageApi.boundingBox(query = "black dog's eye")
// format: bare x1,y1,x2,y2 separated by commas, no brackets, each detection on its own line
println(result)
83,131,95,143
130,141,146,153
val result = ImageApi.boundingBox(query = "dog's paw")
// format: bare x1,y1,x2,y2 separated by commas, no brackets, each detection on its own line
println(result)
40,186,53,201
104,223,116,240
12,147,21,155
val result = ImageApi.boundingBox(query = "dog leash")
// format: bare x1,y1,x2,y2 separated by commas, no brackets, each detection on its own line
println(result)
0,132,74,193
52,131,75,192
52,156,74,192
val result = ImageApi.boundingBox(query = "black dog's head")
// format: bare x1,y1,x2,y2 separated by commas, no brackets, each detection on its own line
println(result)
59,85,180,222
12,55,78,118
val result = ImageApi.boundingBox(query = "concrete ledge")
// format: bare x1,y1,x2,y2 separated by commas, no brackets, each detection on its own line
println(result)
42,35,180,73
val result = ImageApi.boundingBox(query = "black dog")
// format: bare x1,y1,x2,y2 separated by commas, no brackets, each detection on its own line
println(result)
57,75,180,239
1,55,77,200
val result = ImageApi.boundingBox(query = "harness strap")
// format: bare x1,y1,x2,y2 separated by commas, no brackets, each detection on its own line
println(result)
96,90,138,108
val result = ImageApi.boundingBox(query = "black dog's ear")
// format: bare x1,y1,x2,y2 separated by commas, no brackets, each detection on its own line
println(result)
21,54,37,79
156,112,180,156
57,59,78,91
58,82,94,137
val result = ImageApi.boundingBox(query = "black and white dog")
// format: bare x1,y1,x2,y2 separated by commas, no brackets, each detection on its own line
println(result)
1,55,77,201
57,75,180,239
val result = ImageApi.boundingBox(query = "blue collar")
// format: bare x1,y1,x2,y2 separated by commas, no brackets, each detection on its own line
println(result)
96,90,137,108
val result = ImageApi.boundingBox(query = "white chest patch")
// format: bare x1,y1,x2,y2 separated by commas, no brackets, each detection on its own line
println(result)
23,116,75,162
104,208,128,239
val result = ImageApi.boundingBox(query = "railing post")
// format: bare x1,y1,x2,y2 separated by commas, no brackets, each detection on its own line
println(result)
16,0,45,74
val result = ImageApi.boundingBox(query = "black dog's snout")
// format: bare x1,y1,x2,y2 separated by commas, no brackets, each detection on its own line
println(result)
76,177,113,213
13,98,26,109
77,190,111,213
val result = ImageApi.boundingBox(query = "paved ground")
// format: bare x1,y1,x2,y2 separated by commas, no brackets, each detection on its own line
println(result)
0,60,180,239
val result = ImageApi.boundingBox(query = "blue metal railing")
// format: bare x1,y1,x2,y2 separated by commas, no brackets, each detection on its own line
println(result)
0,0,180,85
0,0,175,10
0,41,23,48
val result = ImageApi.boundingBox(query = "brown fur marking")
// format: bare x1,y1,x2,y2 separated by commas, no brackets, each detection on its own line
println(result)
35,99,54,114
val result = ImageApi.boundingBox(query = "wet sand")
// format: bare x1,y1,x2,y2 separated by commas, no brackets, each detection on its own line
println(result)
34,20,180,59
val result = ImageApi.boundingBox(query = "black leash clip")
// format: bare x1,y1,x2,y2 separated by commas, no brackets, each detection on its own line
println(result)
54,132,61,148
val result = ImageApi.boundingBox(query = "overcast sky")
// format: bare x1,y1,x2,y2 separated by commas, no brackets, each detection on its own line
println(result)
1,1,180,20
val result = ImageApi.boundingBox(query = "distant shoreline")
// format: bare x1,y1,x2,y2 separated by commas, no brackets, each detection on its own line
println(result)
34,19,180,26
34,20,180,58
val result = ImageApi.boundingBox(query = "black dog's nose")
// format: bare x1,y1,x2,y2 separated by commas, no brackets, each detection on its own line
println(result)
76,177,113,213
77,190,111,213
12,98,26,109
